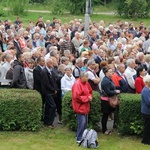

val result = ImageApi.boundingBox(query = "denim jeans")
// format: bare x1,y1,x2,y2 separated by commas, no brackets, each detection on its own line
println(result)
44,94,56,125
76,114,88,141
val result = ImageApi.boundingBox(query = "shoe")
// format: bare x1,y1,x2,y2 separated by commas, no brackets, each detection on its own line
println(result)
76,141,81,144
47,125,54,129
58,120,63,124
44,124,54,129
104,130,112,135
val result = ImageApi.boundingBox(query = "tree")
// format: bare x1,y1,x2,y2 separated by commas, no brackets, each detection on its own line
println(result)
5,0,30,15
115,0,150,18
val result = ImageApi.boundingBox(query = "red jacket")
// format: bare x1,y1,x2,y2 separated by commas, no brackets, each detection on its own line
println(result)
135,76,145,93
72,79,92,115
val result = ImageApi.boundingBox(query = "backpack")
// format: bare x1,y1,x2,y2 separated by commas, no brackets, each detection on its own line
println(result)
79,129,98,148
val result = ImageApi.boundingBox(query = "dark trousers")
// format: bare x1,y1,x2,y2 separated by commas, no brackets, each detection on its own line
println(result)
54,91,62,115
41,94,45,121
142,113,150,145
101,100,115,133
44,94,56,125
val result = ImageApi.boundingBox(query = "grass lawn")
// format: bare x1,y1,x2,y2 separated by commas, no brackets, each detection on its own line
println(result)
0,125,149,150
1,12,150,28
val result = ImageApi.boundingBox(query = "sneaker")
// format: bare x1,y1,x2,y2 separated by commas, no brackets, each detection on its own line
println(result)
58,120,63,124
76,141,81,144
44,124,54,129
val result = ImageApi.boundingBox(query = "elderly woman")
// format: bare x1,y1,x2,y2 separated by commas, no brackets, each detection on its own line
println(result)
101,67,120,134
61,65,75,96
25,59,35,89
72,72,92,143
141,75,150,145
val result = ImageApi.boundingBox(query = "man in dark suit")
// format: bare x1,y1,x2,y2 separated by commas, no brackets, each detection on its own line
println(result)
41,58,58,128
33,56,45,120
13,33,22,54
94,49,104,65
94,49,105,75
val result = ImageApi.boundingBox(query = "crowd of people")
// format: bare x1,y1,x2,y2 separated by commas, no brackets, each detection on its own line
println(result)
0,16,150,144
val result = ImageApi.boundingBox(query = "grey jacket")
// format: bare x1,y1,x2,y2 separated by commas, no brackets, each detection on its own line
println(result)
25,67,34,89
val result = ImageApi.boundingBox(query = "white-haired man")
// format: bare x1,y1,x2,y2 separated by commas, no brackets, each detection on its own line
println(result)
124,58,137,93
41,58,58,128
86,59,100,92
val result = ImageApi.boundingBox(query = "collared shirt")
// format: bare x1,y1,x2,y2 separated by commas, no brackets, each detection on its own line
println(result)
46,66,52,75
39,65,44,70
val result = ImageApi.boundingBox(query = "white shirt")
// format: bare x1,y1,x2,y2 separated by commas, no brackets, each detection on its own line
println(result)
124,66,136,89
61,74,75,95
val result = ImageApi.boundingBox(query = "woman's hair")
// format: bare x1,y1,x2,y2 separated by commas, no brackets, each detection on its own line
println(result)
103,67,110,74
58,64,65,72
136,66,144,77
100,60,108,69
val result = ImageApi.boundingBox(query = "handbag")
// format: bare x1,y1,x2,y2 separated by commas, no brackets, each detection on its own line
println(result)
108,95,119,108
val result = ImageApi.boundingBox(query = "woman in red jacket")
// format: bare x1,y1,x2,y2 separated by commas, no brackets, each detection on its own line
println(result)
135,67,146,93
72,72,92,143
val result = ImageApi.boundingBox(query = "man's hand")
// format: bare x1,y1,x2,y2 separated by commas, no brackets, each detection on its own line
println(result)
54,91,57,94
88,96,92,102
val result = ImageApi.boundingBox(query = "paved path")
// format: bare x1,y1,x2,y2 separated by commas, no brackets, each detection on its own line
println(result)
27,10,115,15
53,115,114,131
3,8,115,15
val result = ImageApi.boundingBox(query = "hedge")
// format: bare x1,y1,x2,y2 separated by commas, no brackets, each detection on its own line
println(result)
62,91,144,136
118,93,143,135
62,91,101,131
0,89,42,131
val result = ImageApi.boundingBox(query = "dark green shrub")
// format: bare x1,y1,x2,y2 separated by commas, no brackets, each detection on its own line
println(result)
118,93,143,135
4,0,30,15
62,91,101,131
51,0,66,15
0,5,5,17
115,0,150,18
0,89,42,131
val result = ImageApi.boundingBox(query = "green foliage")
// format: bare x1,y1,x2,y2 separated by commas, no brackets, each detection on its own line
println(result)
51,0,66,15
62,91,101,131
0,5,5,17
67,0,86,15
4,0,30,15
115,0,150,18
0,89,42,131
29,0,46,3
118,93,143,135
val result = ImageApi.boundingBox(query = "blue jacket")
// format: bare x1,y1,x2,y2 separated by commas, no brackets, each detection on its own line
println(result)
101,76,116,97
141,86,150,115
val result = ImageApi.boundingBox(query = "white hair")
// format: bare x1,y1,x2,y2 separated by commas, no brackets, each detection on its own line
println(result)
126,58,135,66
87,59,95,66
76,57,83,64
136,52,144,59
143,75,150,84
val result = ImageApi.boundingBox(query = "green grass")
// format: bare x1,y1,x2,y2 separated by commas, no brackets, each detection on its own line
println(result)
0,126,149,150
1,2,150,28
1,12,150,28
26,3,115,12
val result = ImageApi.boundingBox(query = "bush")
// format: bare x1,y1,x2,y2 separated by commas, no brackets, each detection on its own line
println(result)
0,89,42,131
51,0,66,15
62,91,101,131
4,0,30,15
118,93,143,135
0,5,5,17
115,0,150,18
